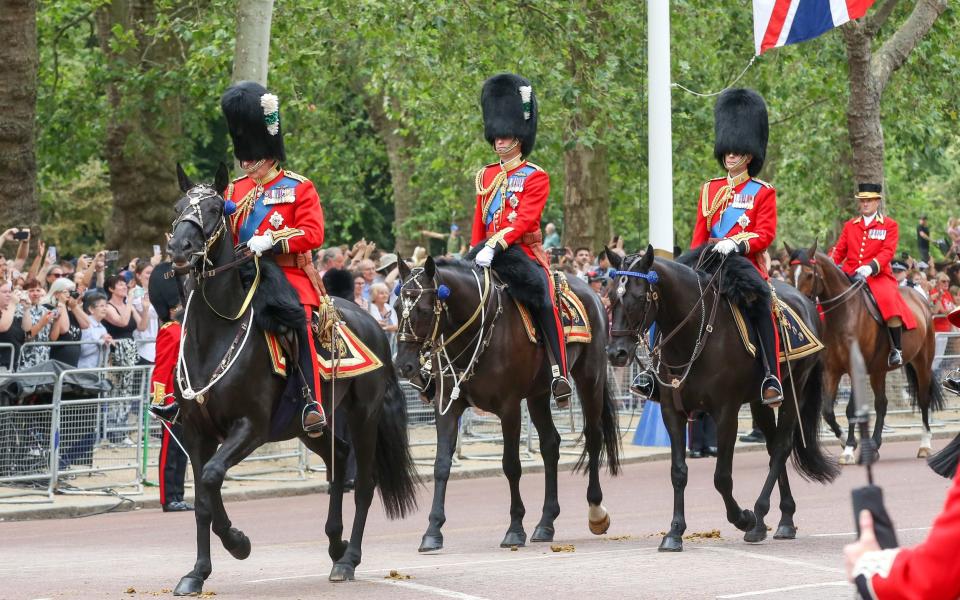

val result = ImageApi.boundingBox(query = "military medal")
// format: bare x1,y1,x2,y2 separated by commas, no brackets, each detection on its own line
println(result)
507,210,518,223
737,214,750,229
269,212,284,228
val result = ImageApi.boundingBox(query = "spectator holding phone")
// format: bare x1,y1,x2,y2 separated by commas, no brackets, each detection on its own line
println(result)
131,259,158,364
930,273,958,333
0,280,26,369
368,281,398,336
44,278,89,366
78,291,113,369
19,278,57,369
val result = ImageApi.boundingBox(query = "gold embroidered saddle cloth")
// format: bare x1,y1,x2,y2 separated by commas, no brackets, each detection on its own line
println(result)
264,297,383,380
730,294,824,364
515,271,592,345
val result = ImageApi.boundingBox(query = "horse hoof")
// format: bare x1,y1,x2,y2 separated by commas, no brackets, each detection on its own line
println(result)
773,525,797,540
224,529,251,560
839,450,856,466
329,562,355,582
329,539,349,562
589,513,611,535
531,525,555,542
500,530,527,548
734,510,756,533
173,575,204,596
658,535,683,552
743,526,767,543
917,447,931,459
418,533,443,553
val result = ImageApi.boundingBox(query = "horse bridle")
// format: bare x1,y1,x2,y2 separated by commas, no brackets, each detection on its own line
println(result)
791,254,865,315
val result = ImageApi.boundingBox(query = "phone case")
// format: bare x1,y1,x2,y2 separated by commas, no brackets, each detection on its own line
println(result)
851,485,898,549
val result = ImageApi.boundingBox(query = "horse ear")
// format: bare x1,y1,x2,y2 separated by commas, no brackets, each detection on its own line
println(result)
604,246,622,270
640,244,655,270
214,162,230,194
176,163,194,193
397,257,411,280
807,238,818,258
424,255,436,279
783,241,795,258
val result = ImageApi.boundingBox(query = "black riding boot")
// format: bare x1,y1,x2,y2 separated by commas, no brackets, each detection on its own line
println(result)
944,373,960,396
534,305,572,407
887,326,903,367
296,327,326,435
752,312,783,407
149,402,180,423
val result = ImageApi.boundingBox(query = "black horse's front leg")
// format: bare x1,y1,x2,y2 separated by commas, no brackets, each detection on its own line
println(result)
659,401,688,552
499,405,527,548
174,431,217,596
419,403,463,552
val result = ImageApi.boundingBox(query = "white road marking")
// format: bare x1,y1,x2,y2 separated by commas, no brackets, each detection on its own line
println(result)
811,526,930,538
716,580,849,598
245,546,658,583
696,546,844,574
374,578,492,600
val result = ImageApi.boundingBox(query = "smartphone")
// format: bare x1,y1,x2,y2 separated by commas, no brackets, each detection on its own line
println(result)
105,250,120,262
47,246,57,261
153,244,161,257
12,230,29,241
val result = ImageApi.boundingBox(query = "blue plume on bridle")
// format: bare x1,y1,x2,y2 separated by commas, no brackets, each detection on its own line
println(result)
612,269,659,284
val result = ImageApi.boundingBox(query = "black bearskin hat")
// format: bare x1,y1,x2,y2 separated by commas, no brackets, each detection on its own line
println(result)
481,73,538,157
714,88,768,177
221,81,286,162
855,183,883,199
148,262,182,323
322,268,354,302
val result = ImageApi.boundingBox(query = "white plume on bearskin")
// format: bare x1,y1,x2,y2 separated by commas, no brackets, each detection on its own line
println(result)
481,73,538,157
221,81,286,162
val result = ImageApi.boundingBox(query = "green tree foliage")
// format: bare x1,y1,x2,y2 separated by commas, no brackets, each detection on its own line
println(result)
33,1,960,257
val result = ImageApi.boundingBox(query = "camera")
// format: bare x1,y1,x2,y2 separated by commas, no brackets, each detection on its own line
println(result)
549,247,566,258
69,290,80,300
12,230,29,241
104,250,120,262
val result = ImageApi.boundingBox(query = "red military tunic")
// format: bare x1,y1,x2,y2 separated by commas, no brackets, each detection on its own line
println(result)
691,175,778,278
149,320,182,505
225,166,325,306
829,214,917,330
853,473,960,599
471,160,549,266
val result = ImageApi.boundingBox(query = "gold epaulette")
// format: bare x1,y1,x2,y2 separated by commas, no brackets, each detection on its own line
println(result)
709,176,726,182
231,174,247,183
752,178,775,189
525,161,545,172
284,171,308,183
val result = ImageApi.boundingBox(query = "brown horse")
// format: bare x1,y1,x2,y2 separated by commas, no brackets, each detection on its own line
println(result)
785,241,943,462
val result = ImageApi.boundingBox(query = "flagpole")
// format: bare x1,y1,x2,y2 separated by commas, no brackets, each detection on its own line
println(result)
648,0,674,259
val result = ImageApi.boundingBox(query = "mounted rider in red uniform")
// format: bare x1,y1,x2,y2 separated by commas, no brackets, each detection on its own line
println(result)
690,88,783,407
829,183,917,368
220,81,326,434
470,73,572,405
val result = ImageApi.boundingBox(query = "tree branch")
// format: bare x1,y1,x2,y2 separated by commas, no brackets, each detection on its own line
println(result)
865,0,899,37
871,0,947,91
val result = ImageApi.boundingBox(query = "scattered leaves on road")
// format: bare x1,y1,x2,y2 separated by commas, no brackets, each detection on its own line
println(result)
386,570,412,580
550,544,576,552
607,535,633,541
125,588,136,594
683,529,722,540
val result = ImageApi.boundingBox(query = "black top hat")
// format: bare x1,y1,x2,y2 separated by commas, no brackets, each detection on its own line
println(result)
148,262,182,323
221,81,286,163
481,73,538,157
855,183,883,199
714,88,769,177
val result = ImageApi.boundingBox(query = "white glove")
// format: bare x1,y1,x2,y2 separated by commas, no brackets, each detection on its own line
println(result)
713,238,738,255
855,265,873,278
475,246,495,268
247,232,274,255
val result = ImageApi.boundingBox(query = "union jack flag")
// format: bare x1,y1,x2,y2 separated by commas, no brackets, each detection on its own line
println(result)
753,0,877,55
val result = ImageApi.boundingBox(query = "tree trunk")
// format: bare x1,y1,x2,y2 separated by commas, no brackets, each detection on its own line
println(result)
0,0,39,233
232,0,274,85
842,24,884,212
363,93,419,257
96,0,183,258
563,142,610,252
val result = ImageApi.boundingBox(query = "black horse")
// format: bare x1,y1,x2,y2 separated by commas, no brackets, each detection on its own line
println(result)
166,164,418,594
606,245,838,551
394,253,620,551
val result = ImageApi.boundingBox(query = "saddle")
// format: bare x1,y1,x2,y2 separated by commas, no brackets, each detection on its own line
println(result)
264,296,382,381
514,271,592,345
849,274,884,324
729,285,824,364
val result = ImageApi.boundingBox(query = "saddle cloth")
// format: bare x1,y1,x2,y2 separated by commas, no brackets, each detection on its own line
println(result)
514,271,592,345
730,293,824,364
264,297,382,381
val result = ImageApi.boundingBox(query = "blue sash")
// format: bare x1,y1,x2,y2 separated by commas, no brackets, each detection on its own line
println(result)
238,177,298,243
485,165,535,225
711,180,761,239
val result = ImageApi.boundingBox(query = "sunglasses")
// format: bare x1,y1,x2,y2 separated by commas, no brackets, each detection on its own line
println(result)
50,273,64,278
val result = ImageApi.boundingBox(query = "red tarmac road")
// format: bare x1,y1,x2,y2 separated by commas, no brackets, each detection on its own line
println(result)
2,440,951,600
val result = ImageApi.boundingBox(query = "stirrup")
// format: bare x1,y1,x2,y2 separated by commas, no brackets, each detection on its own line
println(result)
630,369,656,398
302,403,327,437
942,375,960,397
552,375,572,408
887,348,903,368
149,402,180,424
760,375,783,407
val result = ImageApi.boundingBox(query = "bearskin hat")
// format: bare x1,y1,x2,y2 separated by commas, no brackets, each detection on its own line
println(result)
481,73,538,157
855,183,883,199
322,268,354,302
148,262,182,323
221,81,286,163
714,88,768,177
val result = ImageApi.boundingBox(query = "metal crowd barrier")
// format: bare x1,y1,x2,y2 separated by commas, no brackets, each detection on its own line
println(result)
0,342,15,372
18,340,111,371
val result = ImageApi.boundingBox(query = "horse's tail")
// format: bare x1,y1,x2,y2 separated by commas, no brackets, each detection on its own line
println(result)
790,359,840,483
905,362,945,412
375,372,421,519
575,379,622,476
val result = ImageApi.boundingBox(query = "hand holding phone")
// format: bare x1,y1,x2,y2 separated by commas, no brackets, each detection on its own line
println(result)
13,229,30,242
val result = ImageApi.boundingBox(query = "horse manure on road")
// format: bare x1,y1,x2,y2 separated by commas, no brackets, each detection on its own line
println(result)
550,544,576,552
386,570,413,580
606,535,633,541
683,530,722,540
